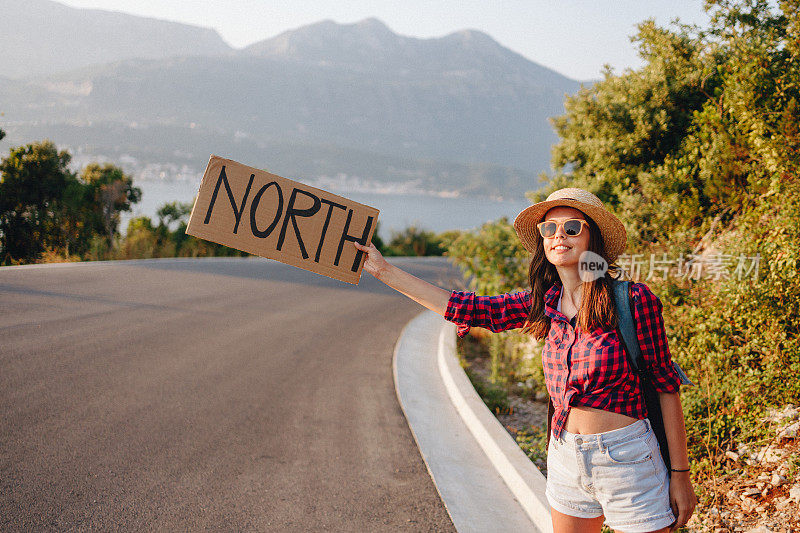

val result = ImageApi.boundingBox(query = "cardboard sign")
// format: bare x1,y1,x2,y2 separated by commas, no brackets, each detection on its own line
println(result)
186,155,379,284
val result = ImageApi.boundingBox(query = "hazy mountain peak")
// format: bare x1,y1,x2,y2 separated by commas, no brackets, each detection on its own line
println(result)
0,0,232,78
447,28,496,43
353,17,392,31
244,17,402,60
437,28,505,56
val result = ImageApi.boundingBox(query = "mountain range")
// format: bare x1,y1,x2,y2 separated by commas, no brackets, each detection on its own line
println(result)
0,0,588,197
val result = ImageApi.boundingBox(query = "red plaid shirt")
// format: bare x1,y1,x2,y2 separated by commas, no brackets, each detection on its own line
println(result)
444,280,681,439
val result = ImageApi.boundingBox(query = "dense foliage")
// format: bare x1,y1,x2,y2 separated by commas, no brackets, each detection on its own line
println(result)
447,0,800,485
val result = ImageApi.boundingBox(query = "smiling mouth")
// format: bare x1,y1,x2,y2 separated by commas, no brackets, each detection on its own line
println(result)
552,245,571,251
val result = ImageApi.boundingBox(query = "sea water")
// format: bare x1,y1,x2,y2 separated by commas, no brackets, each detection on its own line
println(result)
122,179,535,240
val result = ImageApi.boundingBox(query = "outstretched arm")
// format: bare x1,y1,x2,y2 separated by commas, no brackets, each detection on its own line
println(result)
354,241,451,317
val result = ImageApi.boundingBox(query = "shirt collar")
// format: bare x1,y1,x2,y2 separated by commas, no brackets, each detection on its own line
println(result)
543,281,564,321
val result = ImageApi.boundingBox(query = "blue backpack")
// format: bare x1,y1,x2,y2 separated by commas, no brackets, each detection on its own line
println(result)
546,277,693,472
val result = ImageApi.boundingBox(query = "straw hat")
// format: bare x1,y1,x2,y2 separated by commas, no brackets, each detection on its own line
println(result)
513,187,627,262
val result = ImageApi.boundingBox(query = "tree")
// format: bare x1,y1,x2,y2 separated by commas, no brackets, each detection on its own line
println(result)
119,216,160,259
533,0,800,257
0,141,77,263
80,163,142,246
156,200,192,229
537,15,725,250
155,200,193,253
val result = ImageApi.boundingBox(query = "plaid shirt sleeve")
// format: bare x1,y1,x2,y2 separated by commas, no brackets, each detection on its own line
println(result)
444,290,532,338
631,282,681,393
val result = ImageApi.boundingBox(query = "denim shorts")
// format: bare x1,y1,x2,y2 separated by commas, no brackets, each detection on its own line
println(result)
545,418,676,532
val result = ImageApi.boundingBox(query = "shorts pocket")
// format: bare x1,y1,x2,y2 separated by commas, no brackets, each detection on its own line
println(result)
604,435,653,465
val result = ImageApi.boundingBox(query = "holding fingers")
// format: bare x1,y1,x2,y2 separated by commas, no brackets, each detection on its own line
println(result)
354,241,390,279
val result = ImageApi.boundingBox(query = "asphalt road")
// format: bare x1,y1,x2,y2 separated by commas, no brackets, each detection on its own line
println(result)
0,257,465,531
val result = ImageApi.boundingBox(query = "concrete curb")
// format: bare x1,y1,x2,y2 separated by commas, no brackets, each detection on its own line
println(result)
435,316,553,531
394,310,553,533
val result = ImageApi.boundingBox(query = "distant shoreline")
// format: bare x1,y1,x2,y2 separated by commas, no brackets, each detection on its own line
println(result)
122,179,532,239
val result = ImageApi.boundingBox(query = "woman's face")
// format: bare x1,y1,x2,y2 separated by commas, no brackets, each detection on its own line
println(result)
541,206,591,268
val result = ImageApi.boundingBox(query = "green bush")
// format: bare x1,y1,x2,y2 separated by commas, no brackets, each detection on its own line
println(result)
515,425,549,473
445,217,529,294
383,225,448,256
463,366,510,414
119,217,159,259
486,332,547,396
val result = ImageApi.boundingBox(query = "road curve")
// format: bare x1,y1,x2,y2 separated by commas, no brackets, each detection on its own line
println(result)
0,257,464,531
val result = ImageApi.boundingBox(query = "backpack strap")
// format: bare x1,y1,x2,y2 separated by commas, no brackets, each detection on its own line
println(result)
610,277,694,386
609,276,672,471
610,277,645,372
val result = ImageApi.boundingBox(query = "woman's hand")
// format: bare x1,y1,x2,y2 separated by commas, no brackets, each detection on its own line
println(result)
353,242,391,279
668,471,697,531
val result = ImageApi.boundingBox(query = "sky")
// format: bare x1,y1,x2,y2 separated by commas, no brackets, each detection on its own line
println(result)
55,0,713,81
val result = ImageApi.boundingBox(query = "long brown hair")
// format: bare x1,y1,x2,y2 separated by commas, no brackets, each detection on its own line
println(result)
520,209,622,340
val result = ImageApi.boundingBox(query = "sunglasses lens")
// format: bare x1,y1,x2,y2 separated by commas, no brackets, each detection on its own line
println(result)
564,220,582,236
539,222,556,237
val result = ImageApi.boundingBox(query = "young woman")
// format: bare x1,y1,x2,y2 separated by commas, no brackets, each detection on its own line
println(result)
353,187,697,533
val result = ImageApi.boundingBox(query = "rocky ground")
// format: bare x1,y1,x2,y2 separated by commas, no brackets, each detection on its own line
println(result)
683,405,800,533
458,336,799,532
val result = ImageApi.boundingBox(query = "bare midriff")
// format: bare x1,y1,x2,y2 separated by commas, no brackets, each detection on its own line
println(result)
564,405,639,435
